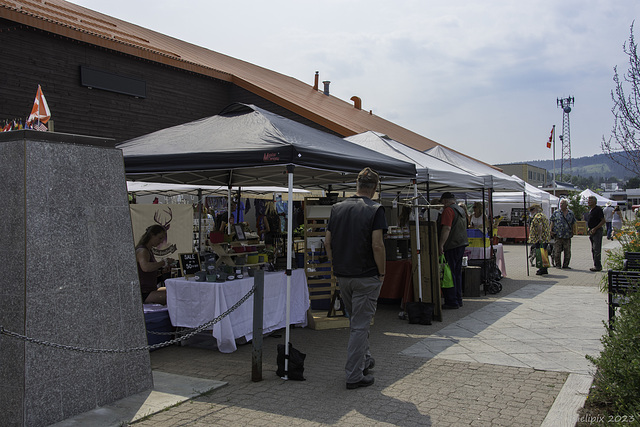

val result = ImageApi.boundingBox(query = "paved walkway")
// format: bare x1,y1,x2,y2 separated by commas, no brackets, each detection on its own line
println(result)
71,235,617,426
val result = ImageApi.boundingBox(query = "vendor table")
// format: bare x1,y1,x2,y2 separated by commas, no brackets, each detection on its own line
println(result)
465,243,507,277
165,269,309,353
497,226,528,242
379,259,413,306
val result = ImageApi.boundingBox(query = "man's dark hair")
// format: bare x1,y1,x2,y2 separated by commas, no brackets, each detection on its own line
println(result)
357,167,379,191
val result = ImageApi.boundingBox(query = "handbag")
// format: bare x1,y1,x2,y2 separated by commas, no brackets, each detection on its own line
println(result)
535,246,550,268
405,301,434,325
276,342,306,381
439,255,454,288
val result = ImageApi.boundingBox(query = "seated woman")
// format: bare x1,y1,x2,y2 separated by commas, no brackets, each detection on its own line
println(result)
469,202,489,232
136,224,174,304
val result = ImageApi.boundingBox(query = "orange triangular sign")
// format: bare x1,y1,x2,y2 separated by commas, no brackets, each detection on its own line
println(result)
27,85,51,125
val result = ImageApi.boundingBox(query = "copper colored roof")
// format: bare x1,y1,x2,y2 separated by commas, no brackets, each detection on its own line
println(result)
0,0,488,163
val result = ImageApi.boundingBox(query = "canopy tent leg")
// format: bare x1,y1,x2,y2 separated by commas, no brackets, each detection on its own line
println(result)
227,186,232,234
524,191,530,276
413,180,423,301
282,165,294,380
198,188,203,252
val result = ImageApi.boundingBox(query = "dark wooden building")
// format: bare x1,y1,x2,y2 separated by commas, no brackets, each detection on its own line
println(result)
1,0,448,151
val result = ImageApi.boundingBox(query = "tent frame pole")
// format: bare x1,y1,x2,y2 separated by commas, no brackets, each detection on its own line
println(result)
524,192,530,276
282,165,295,380
413,179,423,301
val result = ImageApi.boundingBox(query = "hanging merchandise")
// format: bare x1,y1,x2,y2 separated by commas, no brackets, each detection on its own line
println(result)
275,194,287,214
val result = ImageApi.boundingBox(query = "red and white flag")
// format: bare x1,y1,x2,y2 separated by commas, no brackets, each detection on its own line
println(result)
27,85,51,127
546,126,553,149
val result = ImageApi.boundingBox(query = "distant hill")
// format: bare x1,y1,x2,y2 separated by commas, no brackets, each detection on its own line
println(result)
506,153,638,180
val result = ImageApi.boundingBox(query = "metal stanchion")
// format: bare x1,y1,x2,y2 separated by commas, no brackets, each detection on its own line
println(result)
251,269,264,382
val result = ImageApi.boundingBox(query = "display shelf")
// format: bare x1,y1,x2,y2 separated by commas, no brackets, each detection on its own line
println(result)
304,200,340,319
210,242,266,267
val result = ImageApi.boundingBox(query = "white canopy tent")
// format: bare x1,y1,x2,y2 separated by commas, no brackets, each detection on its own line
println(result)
472,179,560,219
345,131,488,192
126,181,312,199
579,189,616,206
425,145,525,192
344,131,490,303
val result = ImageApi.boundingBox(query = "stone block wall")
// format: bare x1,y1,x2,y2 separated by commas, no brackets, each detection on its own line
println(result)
0,130,153,426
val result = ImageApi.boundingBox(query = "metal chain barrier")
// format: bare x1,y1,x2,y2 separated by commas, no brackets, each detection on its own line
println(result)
0,284,256,354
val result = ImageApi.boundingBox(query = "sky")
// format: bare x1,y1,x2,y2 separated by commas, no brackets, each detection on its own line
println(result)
71,0,640,166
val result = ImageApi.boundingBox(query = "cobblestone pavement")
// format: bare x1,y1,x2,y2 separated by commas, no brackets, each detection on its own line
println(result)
133,235,613,426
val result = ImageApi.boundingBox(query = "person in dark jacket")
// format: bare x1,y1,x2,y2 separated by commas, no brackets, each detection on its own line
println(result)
438,192,469,309
587,196,606,272
325,167,386,390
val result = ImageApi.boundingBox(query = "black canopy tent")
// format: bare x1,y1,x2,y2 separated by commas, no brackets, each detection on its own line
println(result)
120,103,415,189
118,103,417,378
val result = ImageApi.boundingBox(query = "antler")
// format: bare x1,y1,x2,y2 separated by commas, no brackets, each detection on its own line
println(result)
153,207,173,230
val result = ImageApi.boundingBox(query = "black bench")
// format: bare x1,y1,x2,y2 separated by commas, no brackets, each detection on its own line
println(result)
623,251,640,270
607,269,640,330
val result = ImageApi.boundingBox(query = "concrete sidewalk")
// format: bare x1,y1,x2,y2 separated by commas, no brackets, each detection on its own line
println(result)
76,235,616,426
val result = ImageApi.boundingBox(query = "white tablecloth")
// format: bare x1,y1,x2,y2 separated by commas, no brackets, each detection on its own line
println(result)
465,243,507,277
165,269,309,353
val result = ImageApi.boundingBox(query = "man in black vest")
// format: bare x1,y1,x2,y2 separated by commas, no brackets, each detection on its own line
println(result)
438,192,469,309
325,167,387,390
587,195,605,272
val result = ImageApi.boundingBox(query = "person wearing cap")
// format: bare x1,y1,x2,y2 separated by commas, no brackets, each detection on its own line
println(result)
603,201,614,240
325,167,386,390
587,196,605,272
550,198,576,269
528,204,551,275
437,192,469,309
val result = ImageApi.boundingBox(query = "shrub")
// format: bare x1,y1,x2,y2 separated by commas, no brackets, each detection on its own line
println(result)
585,290,640,418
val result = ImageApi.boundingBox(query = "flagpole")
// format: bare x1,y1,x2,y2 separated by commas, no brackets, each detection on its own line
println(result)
552,125,556,197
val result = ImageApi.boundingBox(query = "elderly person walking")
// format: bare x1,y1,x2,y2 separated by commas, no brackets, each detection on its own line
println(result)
528,204,551,275
550,199,577,269
587,195,606,272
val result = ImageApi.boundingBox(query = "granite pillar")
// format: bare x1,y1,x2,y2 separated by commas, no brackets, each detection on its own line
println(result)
0,131,153,426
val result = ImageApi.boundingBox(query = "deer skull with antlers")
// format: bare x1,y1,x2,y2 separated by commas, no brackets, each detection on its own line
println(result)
153,207,173,231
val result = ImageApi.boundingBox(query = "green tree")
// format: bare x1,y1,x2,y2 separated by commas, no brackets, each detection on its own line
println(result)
602,24,640,176
625,176,640,189
566,191,588,221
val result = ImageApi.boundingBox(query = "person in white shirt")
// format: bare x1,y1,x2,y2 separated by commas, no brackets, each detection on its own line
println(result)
469,202,489,232
603,201,614,240
612,206,623,235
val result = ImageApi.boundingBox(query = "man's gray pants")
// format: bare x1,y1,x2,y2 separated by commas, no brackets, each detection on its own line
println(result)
337,276,382,384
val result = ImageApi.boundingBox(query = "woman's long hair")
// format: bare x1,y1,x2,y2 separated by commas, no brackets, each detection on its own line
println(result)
137,224,166,247
265,201,277,217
